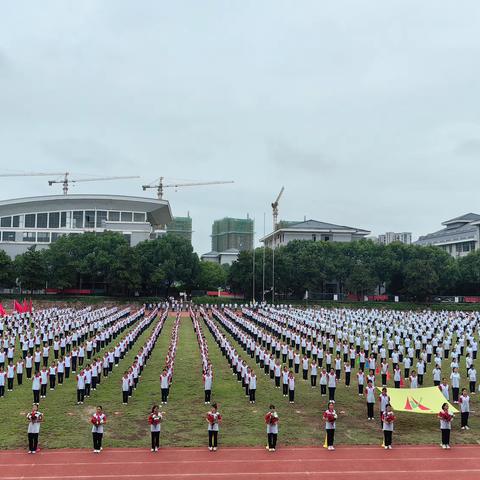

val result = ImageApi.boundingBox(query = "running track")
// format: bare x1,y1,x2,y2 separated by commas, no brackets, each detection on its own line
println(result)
1,446,480,480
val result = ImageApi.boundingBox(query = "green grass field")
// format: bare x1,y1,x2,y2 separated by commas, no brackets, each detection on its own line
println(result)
0,310,478,450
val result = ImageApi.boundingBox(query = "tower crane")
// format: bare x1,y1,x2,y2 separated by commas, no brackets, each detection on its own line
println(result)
142,176,234,199
48,172,140,195
0,171,140,195
271,186,284,231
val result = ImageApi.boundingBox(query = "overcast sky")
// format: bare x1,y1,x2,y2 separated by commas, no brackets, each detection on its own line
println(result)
1,1,480,254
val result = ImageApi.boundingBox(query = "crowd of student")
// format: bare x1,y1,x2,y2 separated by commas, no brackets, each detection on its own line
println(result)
159,314,181,405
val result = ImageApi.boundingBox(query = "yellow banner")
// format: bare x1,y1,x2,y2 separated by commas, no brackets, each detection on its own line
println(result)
377,387,458,414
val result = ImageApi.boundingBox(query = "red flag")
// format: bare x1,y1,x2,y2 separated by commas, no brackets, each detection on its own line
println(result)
23,299,28,312
0,303,6,316
13,300,24,313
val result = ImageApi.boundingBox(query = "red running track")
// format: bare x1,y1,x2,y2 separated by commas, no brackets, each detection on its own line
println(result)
1,445,480,480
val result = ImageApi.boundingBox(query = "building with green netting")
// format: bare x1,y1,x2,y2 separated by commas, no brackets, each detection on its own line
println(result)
211,216,254,252
166,215,193,244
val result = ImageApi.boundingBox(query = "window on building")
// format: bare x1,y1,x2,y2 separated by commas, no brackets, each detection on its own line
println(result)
25,214,36,228
108,211,120,221
72,211,84,229
463,243,471,252
85,211,95,228
123,233,132,245
48,212,60,228
456,244,462,253
36,213,48,228
37,232,50,243
312,234,317,241
134,212,146,222
448,245,453,253
322,235,330,242
51,232,63,242
2,231,15,242
0,216,11,228
121,211,133,222
96,211,108,228
22,232,36,242
12,215,20,228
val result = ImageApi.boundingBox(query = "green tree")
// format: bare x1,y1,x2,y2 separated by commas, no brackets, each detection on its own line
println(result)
14,246,47,291
458,250,480,295
0,249,14,288
196,261,228,291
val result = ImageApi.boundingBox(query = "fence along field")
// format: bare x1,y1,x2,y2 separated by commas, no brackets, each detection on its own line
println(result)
0,302,479,449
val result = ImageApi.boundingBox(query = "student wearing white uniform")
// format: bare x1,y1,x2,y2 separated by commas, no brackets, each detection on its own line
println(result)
459,389,470,430
91,405,107,453
323,402,337,450
206,403,222,451
468,367,477,394
121,371,130,404
203,370,213,404
382,404,395,449
265,404,279,452
450,368,461,403
439,378,450,400
27,404,43,454
249,370,257,403
366,381,375,420
148,405,163,452
32,372,41,404
160,369,169,404
438,403,453,449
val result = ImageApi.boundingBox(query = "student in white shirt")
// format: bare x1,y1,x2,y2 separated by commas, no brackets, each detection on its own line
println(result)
27,404,43,454
148,405,163,452
91,405,107,453
459,388,470,430
450,367,461,403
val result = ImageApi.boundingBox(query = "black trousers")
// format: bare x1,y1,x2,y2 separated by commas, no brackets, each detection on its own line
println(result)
26,368,32,379
40,384,47,397
345,372,351,386
367,402,374,418
321,384,327,395
328,387,335,402
452,388,459,402
205,389,211,403
33,389,40,403
161,388,168,402
282,384,288,395
461,412,469,427
92,432,103,450
17,373,23,385
383,430,392,446
122,391,129,403
151,431,160,449
303,369,308,380
208,430,218,448
267,433,277,449
326,429,335,446
441,428,450,445
77,388,85,403
311,375,317,387
288,389,295,402
0,386,4,397
28,433,39,452
49,375,56,389
7,378,13,390
249,389,256,402
470,381,476,394
275,377,280,387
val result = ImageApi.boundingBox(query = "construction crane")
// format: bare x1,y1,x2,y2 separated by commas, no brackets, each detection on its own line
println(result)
142,176,234,199
271,186,284,231
48,172,140,195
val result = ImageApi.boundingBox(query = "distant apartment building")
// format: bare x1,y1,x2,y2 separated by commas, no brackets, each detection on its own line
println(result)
415,213,480,257
378,231,412,245
201,216,254,265
166,215,193,244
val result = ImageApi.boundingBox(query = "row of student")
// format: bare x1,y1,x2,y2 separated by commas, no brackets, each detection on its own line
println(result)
201,310,259,404
25,398,464,454
218,307,478,395
230,307,478,379
159,315,181,405
76,308,160,405
239,306,478,369
1,308,148,400
121,309,165,404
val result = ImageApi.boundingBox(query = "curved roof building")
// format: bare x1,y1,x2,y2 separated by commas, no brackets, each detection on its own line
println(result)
0,194,172,257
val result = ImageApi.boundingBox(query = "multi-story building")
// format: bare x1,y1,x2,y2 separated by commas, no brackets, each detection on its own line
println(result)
211,217,254,252
0,194,172,257
166,215,192,244
415,213,480,257
260,219,370,249
378,232,412,245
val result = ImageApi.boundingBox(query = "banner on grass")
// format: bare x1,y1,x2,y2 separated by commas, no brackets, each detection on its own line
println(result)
377,386,458,414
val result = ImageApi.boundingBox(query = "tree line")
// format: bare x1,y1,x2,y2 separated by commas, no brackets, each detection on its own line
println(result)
1,234,479,300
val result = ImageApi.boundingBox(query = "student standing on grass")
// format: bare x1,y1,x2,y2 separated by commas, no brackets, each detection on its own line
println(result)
450,367,461,403
91,405,107,453
366,380,375,420
121,371,130,404
160,368,169,404
288,370,295,404
265,404,279,452
323,401,337,450
32,371,41,404
76,369,86,405
357,369,365,396
27,404,43,454
206,403,222,451
148,405,163,452
203,369,213,404
459,388,470,430
439,403,453,449
382,404,395,449
327,368,337,403
320,368,328,396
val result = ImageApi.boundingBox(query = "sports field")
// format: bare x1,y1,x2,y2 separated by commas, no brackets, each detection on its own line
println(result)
0,306,479,450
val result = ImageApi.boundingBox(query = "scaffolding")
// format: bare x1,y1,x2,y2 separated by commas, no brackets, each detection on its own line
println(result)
211,217,254,252
166,216,193,244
